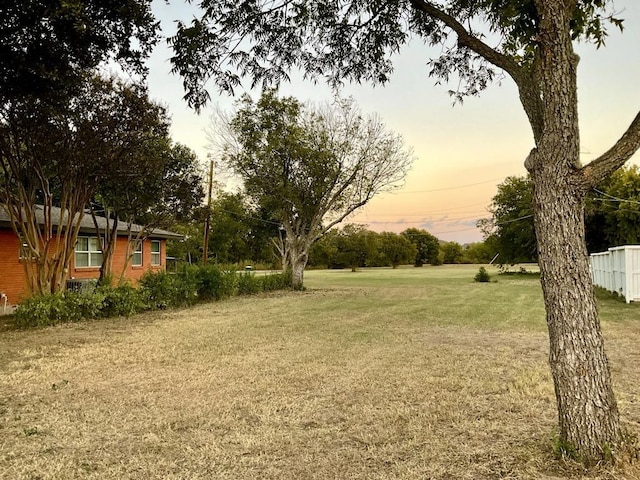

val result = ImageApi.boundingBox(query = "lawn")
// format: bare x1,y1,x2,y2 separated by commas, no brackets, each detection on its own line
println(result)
1,265,639,479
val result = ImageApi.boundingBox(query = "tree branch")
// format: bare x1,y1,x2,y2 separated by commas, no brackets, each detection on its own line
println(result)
579,111,640,188
409,0,544,142
409,0,521,80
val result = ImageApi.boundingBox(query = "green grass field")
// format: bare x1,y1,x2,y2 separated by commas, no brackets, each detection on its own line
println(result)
1,265,639,479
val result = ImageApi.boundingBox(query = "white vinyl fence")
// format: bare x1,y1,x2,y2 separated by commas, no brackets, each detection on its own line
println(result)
590,245,640,303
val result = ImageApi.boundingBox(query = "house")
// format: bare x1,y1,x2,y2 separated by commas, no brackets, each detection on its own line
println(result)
0,205,183,305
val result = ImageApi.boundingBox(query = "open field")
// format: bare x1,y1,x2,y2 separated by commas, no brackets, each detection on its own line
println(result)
1,265,640,479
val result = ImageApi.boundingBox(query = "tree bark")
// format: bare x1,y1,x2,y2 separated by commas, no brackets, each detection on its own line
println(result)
286,238,308,290
523,1,622,462
531,160,621,462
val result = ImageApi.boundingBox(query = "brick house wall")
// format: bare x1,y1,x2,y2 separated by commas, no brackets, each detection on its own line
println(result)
0,230,168,305
0,229,28,306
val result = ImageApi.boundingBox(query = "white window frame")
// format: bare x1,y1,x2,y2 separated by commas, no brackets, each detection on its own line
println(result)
150,240,161,266
75,236,103,268
131,240,143,267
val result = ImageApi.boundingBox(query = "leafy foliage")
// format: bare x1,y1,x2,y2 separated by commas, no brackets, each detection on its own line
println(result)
585,165,640,252
482,168,640,261
222,89,412,288
378,231,418,268
401,228,441,266
474,266,491,283
1,74,171,295
478,176,537,265
14,267,292,329
1,0,158,104
441,241,464,264
169,0,622,109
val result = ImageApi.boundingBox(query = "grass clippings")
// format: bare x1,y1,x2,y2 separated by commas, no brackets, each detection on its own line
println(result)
1,265,639,479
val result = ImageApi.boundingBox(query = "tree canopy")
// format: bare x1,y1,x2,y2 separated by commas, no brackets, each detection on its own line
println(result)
170,0,623,110
221,90,413,288
482,169,640,261
479,176,537,265
0,0,158,104
401,227,441,266
0,75,172,294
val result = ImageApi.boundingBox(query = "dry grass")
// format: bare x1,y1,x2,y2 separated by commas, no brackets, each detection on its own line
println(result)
1,265,640,479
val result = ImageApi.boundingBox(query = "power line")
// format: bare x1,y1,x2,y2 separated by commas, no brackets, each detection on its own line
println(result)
400,176,507,194
593,189,640,205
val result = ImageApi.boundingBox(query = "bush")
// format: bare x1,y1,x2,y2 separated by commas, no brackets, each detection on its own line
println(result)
261,270,292,291
474,267,491,283
97,284,146,318
196,265,237,301
237,272,262,295
15,266,292,329
14,291,103,328
139,268,199,309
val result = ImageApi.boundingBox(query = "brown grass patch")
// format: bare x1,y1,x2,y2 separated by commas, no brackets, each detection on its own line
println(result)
1,268,639,479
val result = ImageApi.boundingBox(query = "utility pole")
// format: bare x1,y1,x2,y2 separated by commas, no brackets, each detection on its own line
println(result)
202,159,214,264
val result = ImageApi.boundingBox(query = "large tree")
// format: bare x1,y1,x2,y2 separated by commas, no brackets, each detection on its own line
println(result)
0,0,160,293
170,0,640,462
0,75,169,294
221,90,412,289
478,175,538,265
335,224,381,272
378,231,418,268
401,228,442,266
0,0,158,105
482,169,640,259
91,139,204,283
585,165,640,252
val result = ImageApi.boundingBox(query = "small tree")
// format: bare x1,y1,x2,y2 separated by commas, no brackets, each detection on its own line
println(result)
401,228,441,266
379,232,417,269
335,224,380,272
221,90,413,289
91,139,204,283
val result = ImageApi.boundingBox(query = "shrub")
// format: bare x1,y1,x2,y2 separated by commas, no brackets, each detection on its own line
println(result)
261,271,292,291
474,267,491,283
237,272,262,295
14,291,102,328
15,266,293,329
140,271,177,309
196,265,237,301
139,268,199,309
97,284,146,318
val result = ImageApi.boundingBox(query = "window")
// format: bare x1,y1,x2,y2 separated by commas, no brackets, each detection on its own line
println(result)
131,240,143,267
150,240,161,266
75,237,103,268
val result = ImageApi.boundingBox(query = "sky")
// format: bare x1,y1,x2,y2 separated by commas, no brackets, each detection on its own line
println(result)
143,1,640,244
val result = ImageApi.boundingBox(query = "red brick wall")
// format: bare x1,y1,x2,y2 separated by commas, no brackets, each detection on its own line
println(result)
0,229,30,305
0,229,166,305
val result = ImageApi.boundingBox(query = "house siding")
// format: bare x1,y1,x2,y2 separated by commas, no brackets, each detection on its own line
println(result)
0,230,167,305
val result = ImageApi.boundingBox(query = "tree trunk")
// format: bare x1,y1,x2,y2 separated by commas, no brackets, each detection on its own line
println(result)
291,257,305,290
285,236,308,290
531,160,622,463
522,2,623,463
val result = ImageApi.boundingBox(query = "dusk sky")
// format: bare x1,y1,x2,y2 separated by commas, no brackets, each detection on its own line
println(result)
144,1,640,244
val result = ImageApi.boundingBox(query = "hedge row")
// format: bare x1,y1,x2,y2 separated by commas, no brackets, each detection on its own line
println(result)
14,266,291,329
